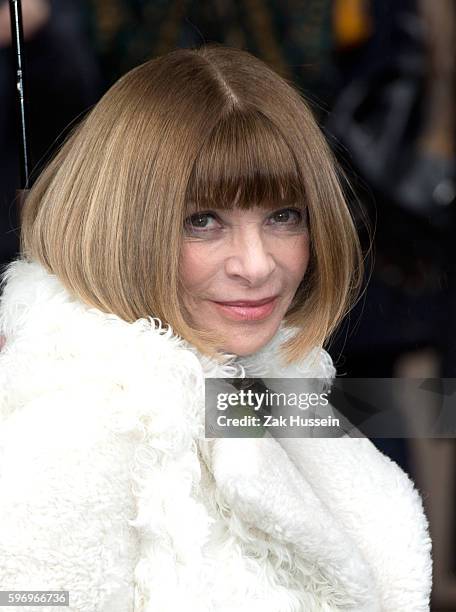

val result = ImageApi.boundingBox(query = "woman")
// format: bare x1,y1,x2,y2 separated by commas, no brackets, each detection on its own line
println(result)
0,45,431,611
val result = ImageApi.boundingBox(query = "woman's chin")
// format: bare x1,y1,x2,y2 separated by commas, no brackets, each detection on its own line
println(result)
217,323,280,357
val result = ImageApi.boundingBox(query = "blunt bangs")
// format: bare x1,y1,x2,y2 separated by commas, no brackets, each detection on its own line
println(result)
186,108,306,211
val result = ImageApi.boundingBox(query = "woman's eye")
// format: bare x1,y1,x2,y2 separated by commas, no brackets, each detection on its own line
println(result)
268,208,305,228
184,212,221,234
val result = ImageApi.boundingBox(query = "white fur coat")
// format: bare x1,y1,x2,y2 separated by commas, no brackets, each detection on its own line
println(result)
0,259,432,611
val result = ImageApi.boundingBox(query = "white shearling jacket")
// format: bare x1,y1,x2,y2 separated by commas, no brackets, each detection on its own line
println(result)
0,258,432,611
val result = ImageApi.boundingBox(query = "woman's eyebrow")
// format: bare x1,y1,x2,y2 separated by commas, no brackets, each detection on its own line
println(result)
184,201,308,217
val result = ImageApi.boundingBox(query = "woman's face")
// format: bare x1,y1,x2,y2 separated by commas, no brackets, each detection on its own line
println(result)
180,204,309,356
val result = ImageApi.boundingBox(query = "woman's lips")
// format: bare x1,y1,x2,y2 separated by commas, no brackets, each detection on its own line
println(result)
212,297,278,321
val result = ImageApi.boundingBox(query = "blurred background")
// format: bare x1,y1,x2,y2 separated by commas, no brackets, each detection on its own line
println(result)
0,1,455,607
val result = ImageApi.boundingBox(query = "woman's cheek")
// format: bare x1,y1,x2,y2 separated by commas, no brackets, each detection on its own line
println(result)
180,242,218,288
281,233,310,278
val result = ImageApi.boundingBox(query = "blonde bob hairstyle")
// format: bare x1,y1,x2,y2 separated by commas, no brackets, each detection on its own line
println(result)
21,44,363,366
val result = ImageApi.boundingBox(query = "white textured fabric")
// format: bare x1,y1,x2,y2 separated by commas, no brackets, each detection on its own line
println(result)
0,258,432,611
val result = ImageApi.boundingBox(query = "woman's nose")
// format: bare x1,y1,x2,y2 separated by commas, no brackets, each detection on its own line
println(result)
224,228,275,285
